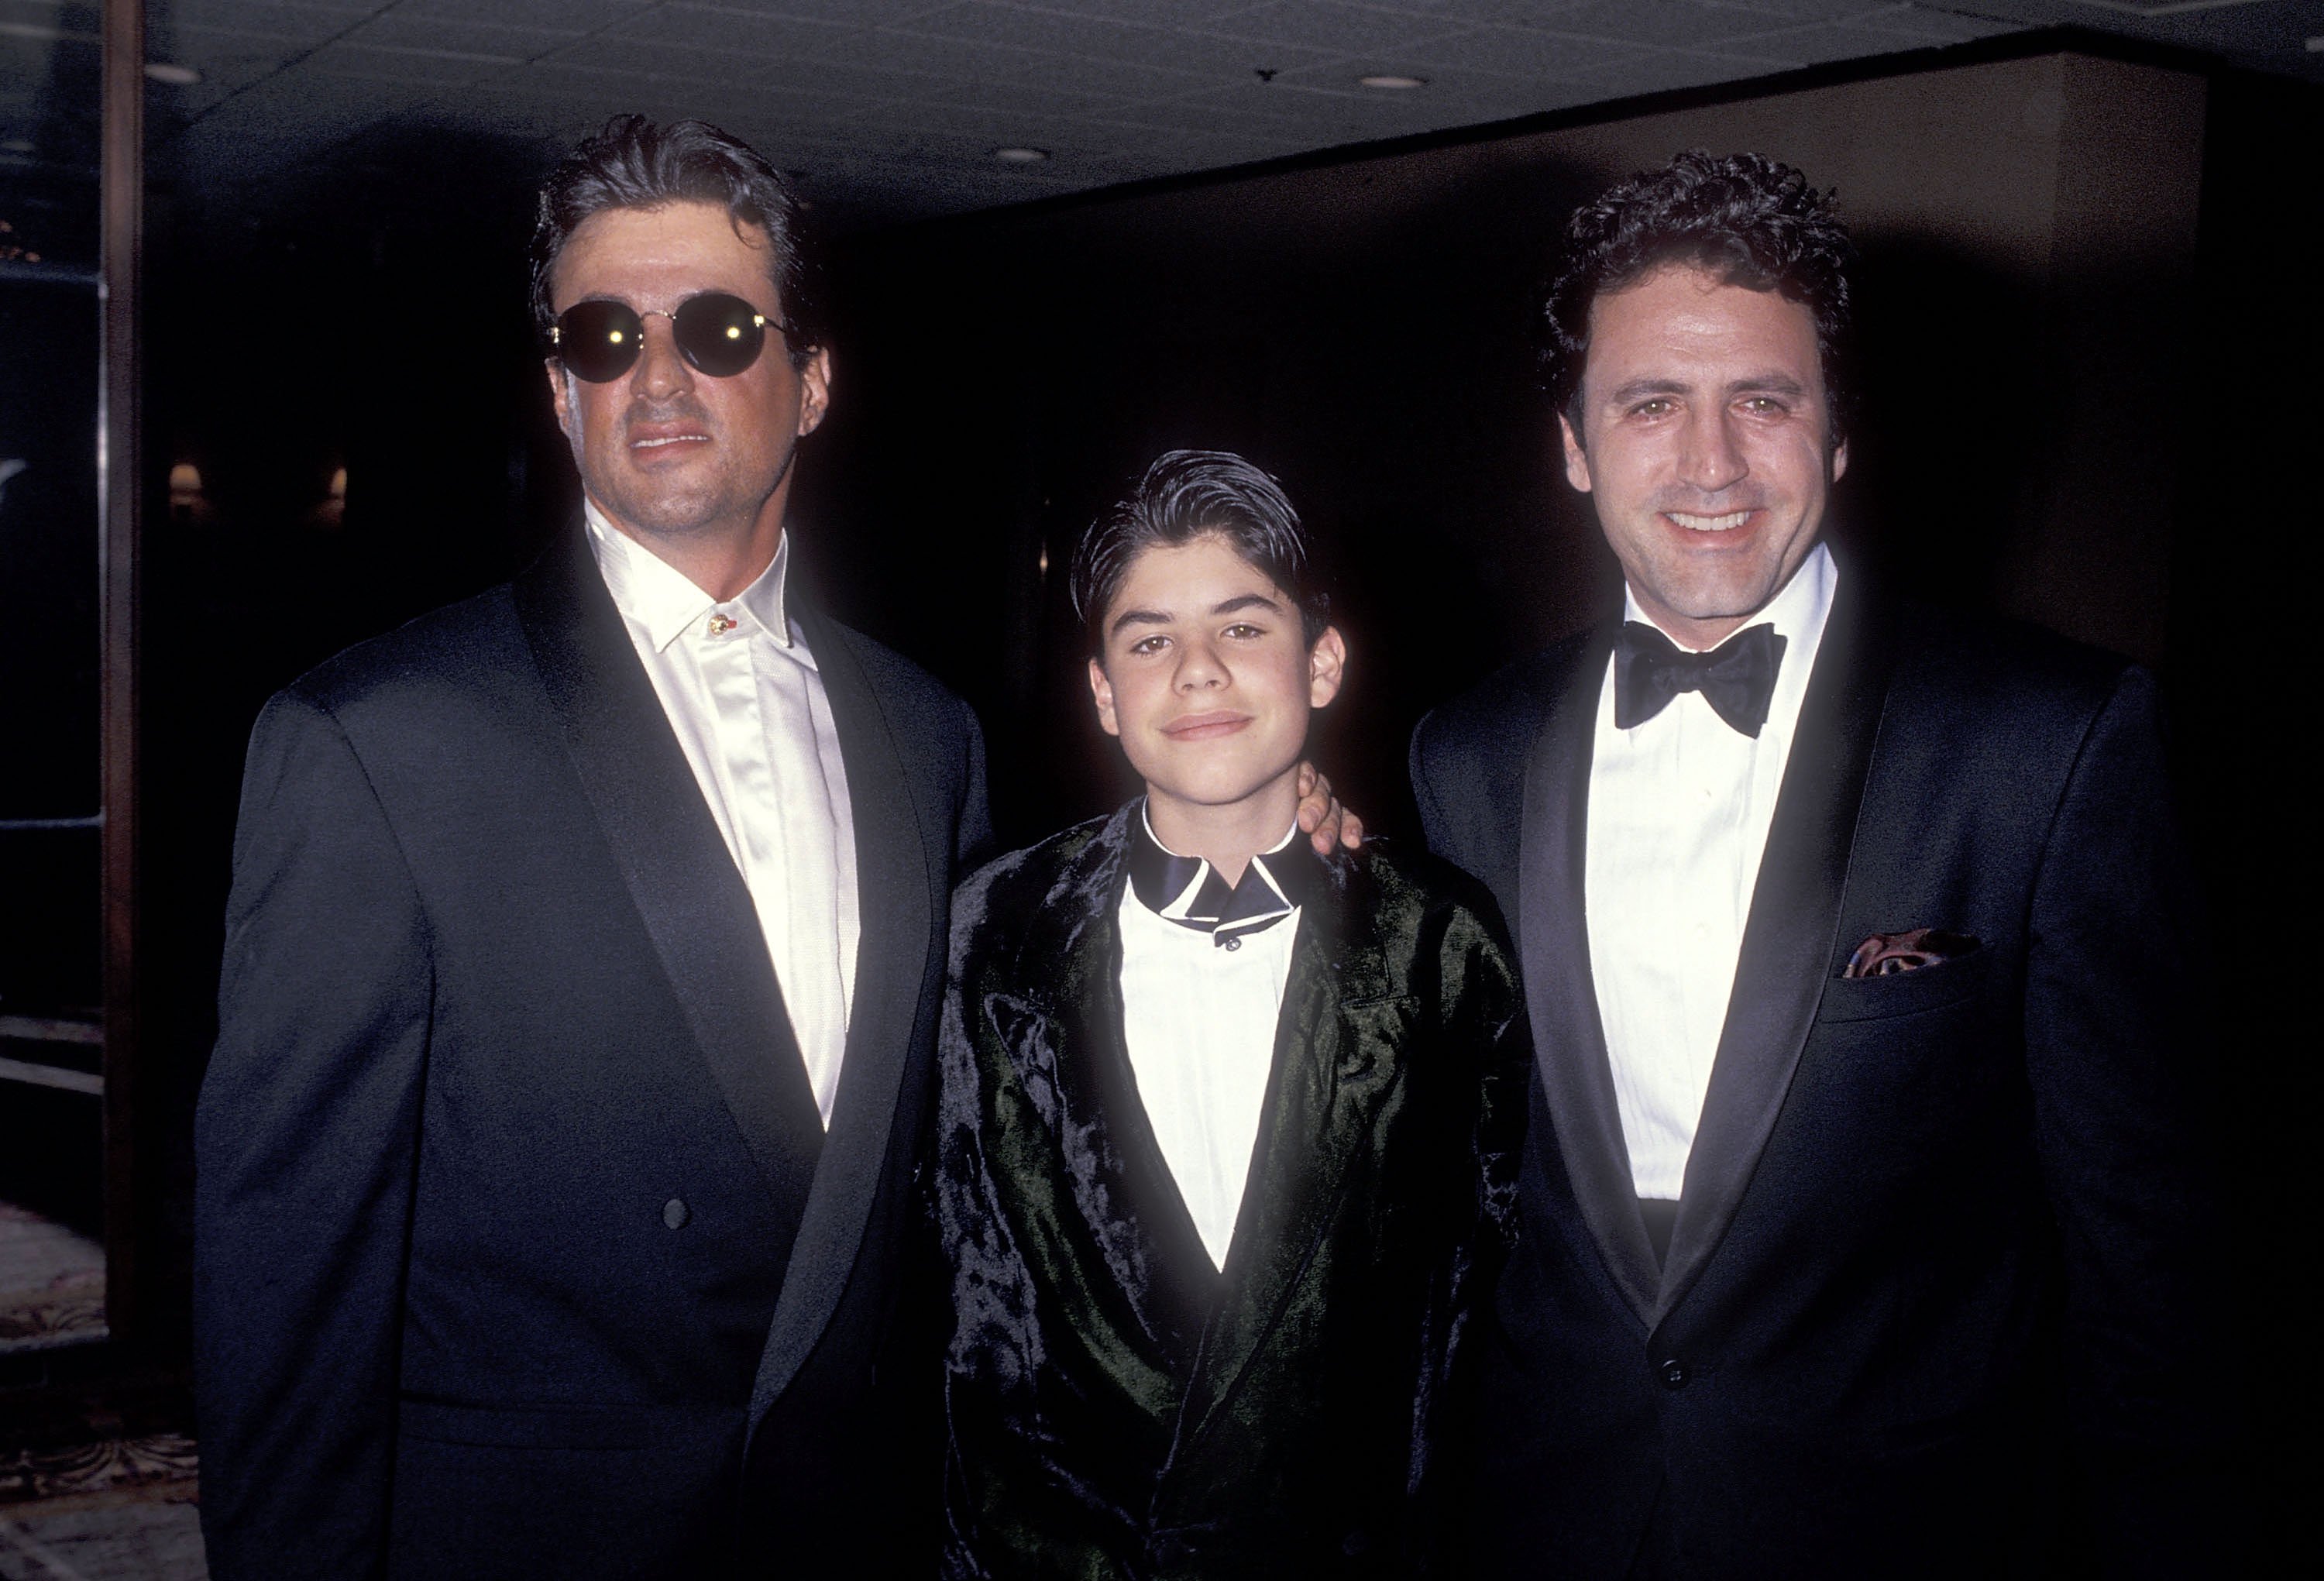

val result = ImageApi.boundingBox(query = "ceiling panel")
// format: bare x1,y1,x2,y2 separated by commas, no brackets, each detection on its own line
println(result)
600,5,865,56
894,4,1349,77
15,0,2279,236
345,15,580,55
1394,24,1656,77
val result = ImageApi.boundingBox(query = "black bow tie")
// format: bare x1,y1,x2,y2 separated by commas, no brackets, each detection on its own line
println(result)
1126,810,1312,950
1614,620,1786,737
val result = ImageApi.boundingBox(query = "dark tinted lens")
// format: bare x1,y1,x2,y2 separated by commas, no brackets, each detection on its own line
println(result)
671,293,768,377
553,300,645,382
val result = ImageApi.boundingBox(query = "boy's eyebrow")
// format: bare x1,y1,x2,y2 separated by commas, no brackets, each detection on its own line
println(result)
1108,604,1173,637
1211,593,1283,618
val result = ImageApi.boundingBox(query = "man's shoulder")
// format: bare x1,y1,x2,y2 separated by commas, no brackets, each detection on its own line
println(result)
1411,627,1599,774
277,583,528,723
1881,599,2145,739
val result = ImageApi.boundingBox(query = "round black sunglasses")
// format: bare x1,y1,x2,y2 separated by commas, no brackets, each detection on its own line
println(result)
549,292,792,383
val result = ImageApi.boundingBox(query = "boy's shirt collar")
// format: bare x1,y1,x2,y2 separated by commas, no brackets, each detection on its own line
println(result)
1126,802,1312,949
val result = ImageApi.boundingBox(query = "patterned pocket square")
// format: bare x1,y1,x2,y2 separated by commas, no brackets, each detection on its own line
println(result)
1842,927,1980,978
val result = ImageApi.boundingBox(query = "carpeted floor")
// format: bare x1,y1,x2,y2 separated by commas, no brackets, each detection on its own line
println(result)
0,1488,205,1581
0,1205,105,1356
0,1383,205,1580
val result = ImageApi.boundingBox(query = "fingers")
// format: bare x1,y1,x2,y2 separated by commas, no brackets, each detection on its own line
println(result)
1294,761,1358,853
1306,798,1346,855
1294,763,1332,832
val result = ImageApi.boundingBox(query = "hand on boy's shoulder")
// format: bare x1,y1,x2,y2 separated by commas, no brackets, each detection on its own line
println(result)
1294,761,1365,854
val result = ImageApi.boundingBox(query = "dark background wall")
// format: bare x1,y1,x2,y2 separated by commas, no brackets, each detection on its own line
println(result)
803,50,2211,851
91,40,2317,1548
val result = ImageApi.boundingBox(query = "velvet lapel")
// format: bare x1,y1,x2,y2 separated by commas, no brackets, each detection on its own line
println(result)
1653,575,1890,1327
1176,858,1403,1455
748,596,944,1416
1012,806,1219,1370
1518,624,1662,1323
513,531,823,1220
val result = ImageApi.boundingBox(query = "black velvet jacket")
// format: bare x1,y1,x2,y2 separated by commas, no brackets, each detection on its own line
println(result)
935,804,1528,1580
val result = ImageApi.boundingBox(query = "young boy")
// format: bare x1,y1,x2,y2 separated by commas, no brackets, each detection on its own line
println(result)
935,450,1526,1579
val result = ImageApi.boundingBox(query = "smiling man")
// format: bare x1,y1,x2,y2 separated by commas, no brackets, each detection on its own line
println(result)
193,118,992,1579
1410,153,2226,1576
935,452,1525,1579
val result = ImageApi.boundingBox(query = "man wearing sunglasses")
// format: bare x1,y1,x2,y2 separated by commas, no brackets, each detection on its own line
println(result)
194,117,987,1579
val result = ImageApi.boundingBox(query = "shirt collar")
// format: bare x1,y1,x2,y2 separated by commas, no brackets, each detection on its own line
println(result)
583,498,802,657
1126,803,1313,943
1621,538,1835,659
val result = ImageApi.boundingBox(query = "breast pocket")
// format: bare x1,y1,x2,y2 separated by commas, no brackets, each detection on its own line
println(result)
1816,944,1995,1026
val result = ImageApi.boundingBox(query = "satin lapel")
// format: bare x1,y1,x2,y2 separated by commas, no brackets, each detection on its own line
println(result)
749,600,942,1414
1654,578,1891,1326
513,532,823,1216
1178,869,1402,1451
1519,624,1662,1322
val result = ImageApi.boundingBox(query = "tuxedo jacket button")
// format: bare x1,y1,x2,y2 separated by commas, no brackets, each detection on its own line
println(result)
663,1197,690,1229
1658,1359,1687,1390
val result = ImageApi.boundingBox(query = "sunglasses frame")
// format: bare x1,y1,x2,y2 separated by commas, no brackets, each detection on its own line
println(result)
548,291,796,383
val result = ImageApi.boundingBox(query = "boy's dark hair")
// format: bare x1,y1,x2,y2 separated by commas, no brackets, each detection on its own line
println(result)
1071,450,1332,656
1541,150,1856,447
529,115,823,367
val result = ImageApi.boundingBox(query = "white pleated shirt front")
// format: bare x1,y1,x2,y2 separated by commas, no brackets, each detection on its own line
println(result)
1584,543,1835,1200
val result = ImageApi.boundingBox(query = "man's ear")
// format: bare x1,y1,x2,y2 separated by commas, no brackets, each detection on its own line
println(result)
547,359,575,436
1559,413,1594,493
1308,626,1347,710
1088,658,1122,738
796,346,833,437
1830,437,1848,485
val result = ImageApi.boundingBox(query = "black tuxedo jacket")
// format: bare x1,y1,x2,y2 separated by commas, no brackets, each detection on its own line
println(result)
934,808,1527,1579
194,528,989,1579
1410,578,2226,1579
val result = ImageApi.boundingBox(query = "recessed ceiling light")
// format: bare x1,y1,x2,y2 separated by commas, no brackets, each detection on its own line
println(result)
993,146,1050,163
1358,74,1426,90
144,62,201,85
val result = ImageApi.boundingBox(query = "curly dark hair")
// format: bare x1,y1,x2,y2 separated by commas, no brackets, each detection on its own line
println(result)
1071,450,1334,658
1541,150,1856,446
528,115,823,368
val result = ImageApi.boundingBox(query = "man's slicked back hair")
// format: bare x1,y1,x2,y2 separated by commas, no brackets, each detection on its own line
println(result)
529,115,823,367
1071,450,1333,657
1542,150,1857,446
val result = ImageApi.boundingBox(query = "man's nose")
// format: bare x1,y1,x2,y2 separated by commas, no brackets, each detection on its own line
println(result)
629,315,693,399
1678,408,1748,493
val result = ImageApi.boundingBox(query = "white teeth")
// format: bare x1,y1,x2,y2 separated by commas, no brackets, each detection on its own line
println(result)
1668,510,1749,531
633,435,706,448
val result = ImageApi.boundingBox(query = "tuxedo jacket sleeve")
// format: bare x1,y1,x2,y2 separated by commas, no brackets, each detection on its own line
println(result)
195,689,433,1575
2017,662,2226,1552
